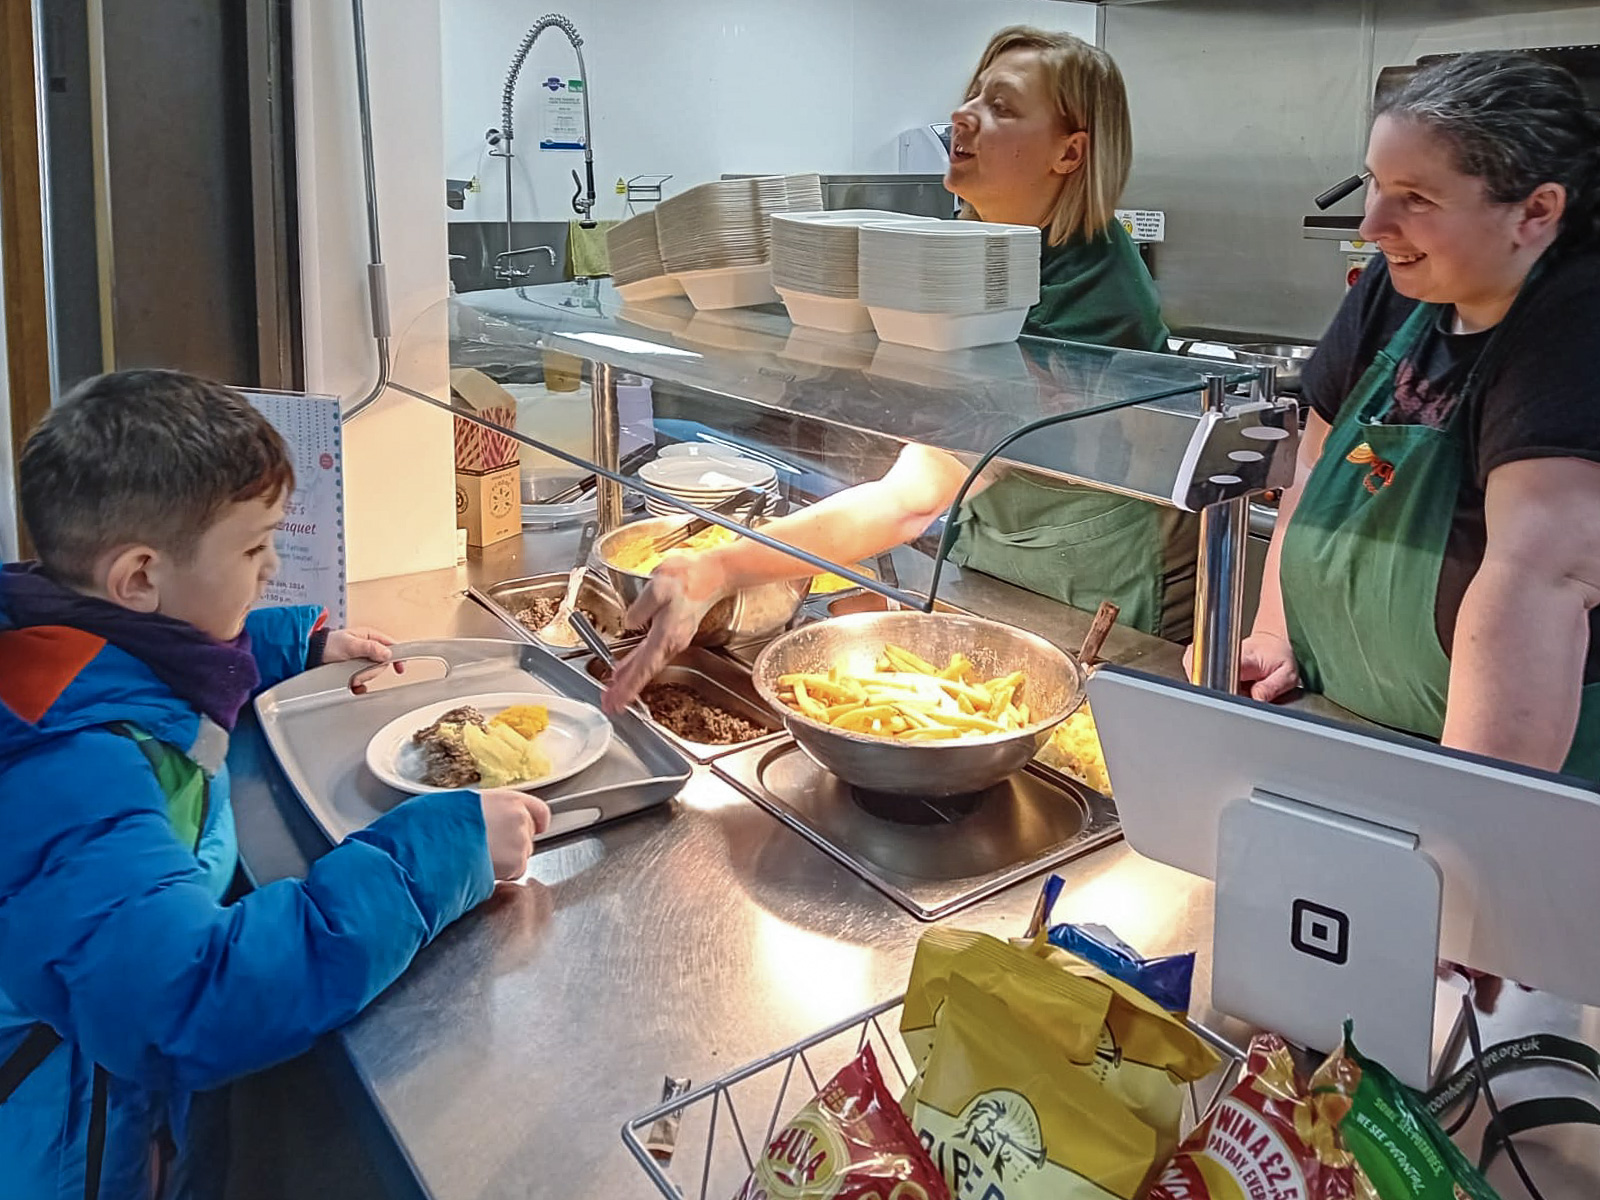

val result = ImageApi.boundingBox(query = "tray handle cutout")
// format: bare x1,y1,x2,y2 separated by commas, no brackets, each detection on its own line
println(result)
348,655,451,695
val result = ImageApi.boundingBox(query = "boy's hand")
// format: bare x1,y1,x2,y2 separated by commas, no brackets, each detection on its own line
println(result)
479,788,552,880
324,626,399,665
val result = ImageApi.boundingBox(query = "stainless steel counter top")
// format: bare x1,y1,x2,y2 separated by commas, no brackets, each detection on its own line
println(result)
229,534,1599,1200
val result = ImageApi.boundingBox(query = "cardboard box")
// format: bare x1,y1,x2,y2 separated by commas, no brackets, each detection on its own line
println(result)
456,463,520,548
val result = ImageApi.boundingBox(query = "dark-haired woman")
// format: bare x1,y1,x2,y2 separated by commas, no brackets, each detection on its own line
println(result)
1241,51,1600,778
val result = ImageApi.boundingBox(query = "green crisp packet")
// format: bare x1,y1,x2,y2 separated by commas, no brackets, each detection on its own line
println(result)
1311,1021,1500,1200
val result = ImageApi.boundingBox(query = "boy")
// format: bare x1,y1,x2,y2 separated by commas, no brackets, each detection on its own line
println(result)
0,370,548,1198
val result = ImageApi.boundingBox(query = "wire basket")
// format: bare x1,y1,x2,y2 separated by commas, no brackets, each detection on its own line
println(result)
622,996,1247,1200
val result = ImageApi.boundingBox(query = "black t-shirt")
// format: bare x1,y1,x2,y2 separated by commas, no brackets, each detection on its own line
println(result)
1300,252,1600,682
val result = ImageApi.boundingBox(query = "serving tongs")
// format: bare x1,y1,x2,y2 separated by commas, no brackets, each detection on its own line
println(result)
648,486,766,556
569,610,653,721
537,444,657,507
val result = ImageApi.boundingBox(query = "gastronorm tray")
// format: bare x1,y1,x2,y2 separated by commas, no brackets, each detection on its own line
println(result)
713,739,1120,920
573,646,787,762
253,638,692,844
470,574,644,659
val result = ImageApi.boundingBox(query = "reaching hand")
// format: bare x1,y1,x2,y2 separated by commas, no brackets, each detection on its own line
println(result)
479,788,552,881
603,554,726,714
1183,631,1300,702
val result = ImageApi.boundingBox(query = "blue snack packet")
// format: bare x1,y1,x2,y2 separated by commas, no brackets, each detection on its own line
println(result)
1045,922,1196,1014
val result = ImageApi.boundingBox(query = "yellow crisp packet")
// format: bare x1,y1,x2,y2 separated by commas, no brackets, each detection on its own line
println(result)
899,928,1223,1200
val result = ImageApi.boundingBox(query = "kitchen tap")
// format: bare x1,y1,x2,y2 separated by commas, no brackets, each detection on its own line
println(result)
485,12,597,288
494,244,557,282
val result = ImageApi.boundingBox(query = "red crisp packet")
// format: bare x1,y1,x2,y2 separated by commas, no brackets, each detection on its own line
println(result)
1147,1034,1376,1200
734,1044,950,1200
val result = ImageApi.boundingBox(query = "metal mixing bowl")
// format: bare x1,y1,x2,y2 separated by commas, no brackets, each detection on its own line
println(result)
751,611,1087,796
593,516,811,648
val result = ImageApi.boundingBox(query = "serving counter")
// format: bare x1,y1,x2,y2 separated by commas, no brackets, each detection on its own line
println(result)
227,530,1600,1200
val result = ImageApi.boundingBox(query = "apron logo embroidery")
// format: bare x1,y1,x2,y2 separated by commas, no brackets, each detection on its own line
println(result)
1346,443,1395,493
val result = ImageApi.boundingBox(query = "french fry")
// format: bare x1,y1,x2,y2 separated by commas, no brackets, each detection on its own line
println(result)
835,705,899,732
772,643,1039,745
884,644,939,675
792,680,832,721
898,727,962,741
924,709,1005,734
937,653,974,682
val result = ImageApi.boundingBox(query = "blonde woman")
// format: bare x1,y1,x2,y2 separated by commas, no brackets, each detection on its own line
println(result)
606,28,1187,712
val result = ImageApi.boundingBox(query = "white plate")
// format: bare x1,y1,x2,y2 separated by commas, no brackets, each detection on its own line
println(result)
640,454,775,491
366,692,612,795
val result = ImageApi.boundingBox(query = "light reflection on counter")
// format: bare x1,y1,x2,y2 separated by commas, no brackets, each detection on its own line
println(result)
754,907,876,1026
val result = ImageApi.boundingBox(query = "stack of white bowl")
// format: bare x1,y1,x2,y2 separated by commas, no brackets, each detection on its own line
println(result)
857,221,1042,351
606,210,682,303
655,174,824,310
770,210,939,333
637,446,779,521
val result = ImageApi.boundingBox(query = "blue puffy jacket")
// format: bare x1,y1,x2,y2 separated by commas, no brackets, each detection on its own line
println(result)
0,604,495,1199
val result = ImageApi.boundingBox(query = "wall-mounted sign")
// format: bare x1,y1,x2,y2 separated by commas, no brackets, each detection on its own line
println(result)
541,78,586,151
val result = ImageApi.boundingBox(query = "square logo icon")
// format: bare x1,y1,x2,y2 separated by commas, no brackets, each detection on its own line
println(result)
1291,898,1349,965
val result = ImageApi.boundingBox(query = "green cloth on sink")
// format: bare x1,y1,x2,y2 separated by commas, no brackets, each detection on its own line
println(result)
567,219,616,278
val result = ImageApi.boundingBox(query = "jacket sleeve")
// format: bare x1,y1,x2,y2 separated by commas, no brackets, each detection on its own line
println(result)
0,730,494,1093
243,604,326,690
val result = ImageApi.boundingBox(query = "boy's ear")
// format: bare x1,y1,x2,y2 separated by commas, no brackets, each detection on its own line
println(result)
101,545,163,614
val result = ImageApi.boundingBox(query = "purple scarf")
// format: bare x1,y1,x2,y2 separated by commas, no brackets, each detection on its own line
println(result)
0,562,260,730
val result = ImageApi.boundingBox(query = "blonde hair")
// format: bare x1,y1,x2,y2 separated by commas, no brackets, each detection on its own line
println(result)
958,27,1133,246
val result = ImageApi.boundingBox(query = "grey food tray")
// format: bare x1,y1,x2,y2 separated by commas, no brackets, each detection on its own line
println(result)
470,574,643,659
253,638,692,844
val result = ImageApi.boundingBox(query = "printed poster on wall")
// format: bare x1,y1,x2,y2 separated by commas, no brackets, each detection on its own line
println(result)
540,75,586,150
242,389,348,627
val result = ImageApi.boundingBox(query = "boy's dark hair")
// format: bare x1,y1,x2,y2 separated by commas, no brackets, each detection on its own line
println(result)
20,370,295,585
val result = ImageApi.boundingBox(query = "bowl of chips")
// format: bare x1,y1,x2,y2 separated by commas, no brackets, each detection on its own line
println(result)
752,611,1086,796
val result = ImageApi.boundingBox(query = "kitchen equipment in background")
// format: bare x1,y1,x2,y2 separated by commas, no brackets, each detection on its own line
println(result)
771,210,934,333
656,175,825,309
896,123,953,173
485,13,597,285
857,220,1042,350
1172,338,1316,395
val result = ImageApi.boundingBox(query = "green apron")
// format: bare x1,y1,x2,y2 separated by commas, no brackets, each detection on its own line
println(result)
949,476,1197,640
947,222,1196,641
1280,301,1600,780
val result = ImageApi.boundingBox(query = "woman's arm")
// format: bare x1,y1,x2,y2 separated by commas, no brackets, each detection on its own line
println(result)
604,444,992,711
1441,456,1600,770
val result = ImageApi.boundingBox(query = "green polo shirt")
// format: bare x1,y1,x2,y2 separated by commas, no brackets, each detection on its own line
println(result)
1025,220,1169,351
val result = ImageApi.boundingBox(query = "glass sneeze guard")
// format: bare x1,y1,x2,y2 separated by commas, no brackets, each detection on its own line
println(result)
394,280,1299,689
